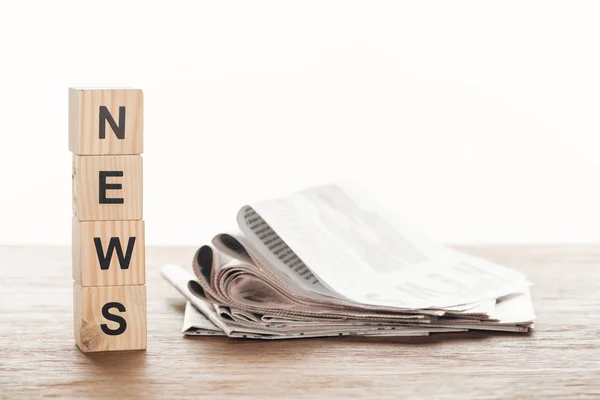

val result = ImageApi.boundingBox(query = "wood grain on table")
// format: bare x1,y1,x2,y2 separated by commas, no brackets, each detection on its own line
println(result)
0,245,599,399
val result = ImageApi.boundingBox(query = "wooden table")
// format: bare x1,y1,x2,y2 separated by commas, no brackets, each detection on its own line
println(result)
1,245,599,399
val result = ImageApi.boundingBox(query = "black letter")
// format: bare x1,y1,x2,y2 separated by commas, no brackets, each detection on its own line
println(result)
99,106,126,139
100,302,127,335
94,237,136,270
99,171,124,204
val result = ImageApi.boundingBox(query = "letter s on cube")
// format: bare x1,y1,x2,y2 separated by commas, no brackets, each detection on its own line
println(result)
73,283,147,353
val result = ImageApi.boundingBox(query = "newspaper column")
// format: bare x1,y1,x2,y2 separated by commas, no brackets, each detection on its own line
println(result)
69,88,147,352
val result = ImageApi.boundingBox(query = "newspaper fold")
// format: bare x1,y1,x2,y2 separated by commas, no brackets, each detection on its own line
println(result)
162,183,535,339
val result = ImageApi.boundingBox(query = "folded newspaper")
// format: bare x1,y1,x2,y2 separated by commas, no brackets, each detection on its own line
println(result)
162,183,535,339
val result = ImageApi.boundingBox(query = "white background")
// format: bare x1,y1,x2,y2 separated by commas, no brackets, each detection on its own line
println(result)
0,1,598,246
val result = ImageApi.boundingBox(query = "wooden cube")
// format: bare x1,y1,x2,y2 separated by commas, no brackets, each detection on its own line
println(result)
74,283,147,352
73,155,143,221
73,219,145,287
69,88,143,155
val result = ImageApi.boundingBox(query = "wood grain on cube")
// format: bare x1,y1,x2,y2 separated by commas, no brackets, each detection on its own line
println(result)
73,155,143,221
73,218,145,287
73,283,147,352
69,88,143,155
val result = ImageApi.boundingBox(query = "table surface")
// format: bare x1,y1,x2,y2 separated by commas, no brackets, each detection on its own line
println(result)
0,245,599,399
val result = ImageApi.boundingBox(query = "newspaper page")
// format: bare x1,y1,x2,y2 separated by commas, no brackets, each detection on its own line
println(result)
241,183,529,309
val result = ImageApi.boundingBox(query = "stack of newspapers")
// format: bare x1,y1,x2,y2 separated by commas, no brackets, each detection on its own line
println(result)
162,184,535,339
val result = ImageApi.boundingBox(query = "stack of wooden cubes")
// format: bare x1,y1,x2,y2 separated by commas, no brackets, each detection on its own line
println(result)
69,88,147,352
